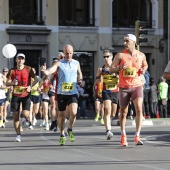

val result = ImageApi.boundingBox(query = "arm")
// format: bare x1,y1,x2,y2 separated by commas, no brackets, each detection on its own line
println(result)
140,53,148,74
110,53,127,73
77,63,83,83
0,74,6,89
41,62,59,76
163,61,170,80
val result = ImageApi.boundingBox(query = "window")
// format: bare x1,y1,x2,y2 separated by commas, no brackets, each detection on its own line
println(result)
112,0,152,28
59,0,95,26
9,0,45,25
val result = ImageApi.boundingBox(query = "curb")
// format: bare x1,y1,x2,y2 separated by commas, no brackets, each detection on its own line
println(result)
111,118,170,126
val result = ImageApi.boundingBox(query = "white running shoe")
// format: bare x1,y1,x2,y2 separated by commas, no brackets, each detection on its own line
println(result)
32,118,37,126
15,135,21,142
28,125,34,130
45,124,49,130
107,131,113,140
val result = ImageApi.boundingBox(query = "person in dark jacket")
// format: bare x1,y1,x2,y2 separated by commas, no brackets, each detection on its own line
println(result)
79,81,89,118
143,70,150,118
148,78,158,118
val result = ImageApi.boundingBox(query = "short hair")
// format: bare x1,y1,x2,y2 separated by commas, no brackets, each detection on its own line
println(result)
103,50,113,56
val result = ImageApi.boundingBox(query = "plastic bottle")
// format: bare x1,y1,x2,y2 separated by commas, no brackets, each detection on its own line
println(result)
14,75,18,85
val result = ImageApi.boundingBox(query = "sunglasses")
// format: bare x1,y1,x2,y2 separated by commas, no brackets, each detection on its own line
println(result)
103,56,110,59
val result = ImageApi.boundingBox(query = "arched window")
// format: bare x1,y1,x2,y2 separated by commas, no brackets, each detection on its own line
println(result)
112,0,152,28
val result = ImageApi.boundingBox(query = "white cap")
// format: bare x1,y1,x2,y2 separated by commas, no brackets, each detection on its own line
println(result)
124,34,136,43
16,53,25,58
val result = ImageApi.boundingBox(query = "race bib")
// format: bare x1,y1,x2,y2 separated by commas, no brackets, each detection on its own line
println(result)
13,86,25,94
105,83,117,90
62,82,74,92
123,68,136,77
103,75,118,84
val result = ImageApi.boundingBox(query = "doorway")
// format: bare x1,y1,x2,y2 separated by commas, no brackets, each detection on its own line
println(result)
14,50,41,76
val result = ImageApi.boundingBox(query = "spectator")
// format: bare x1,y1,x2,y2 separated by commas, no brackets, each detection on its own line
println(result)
143,70,150,118
85,78,94,110
78,81,89,118
148,78,158,118
157,77,168,118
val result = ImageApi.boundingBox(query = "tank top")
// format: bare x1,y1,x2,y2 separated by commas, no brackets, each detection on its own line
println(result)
7,66,33,97
101,65,119,93
31,76,40,96
118,50,143,88
57,59,79,95
42,79,50,100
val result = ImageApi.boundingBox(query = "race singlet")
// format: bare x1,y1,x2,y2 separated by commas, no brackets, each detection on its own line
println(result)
62,82,74,92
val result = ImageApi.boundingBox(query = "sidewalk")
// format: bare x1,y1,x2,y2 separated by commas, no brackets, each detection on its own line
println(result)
84,109,170,127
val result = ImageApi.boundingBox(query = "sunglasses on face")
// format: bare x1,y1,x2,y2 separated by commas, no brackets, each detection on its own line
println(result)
103,56,110,59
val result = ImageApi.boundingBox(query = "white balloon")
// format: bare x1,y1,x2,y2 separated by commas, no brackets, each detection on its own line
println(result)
2,44,17,58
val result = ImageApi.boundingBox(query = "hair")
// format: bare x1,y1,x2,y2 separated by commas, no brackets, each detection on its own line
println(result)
103,50,113,56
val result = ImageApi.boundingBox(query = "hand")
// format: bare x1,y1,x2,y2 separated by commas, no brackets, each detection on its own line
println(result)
120,62,128,70
26,85,31,93
40,63,46,72
12,80,18,86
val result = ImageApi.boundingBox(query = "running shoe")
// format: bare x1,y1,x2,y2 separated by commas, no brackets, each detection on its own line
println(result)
45,124,49,130
120,134,128,147
32,118,37,126
50,122,58,132
106,131,113,140
1,123,5,128
94,114,99,122
134,135,143,145
100,118,104,125
15,135,21,142
42,121,46,127
28,125,34,130
59,136,66,146
67,130,75,142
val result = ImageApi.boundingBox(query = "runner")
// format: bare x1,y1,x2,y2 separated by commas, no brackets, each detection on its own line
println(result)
41,44,83,145
95,50,119,140
29,68,41,128
110,34,148,146
0,71,6,128
48,57,59,132
6,53,38,142
2,68,12,125
93,77,104,124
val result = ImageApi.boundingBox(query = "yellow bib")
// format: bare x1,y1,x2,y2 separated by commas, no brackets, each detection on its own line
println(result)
62,82,74,92
13,86,26,94
123,67,136,77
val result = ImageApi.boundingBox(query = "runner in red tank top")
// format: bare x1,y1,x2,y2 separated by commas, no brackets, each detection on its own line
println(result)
6,53,38,142
109,34,148,146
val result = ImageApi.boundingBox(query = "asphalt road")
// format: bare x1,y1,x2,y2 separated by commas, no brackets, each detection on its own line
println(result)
0,119,170,170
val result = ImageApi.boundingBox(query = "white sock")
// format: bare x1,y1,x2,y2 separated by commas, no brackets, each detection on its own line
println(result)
135,132,140,136
121,130,126,135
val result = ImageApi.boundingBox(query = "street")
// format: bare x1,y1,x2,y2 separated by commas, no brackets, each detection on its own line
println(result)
0,119,170,170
